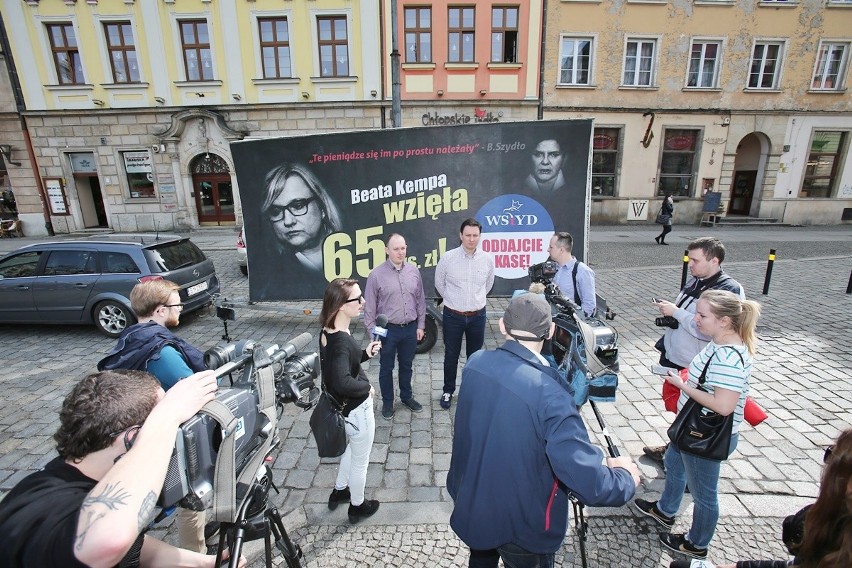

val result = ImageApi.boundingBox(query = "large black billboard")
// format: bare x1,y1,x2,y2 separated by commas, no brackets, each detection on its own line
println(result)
230,119,591,301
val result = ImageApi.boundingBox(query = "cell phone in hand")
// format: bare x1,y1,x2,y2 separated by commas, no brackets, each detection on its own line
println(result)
652,297,663,304
650,364,678,376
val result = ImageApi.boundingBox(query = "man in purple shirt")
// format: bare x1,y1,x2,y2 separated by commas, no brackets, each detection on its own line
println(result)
364,233,426,420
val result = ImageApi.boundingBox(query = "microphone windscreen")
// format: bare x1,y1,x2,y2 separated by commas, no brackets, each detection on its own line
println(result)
376,314,388,327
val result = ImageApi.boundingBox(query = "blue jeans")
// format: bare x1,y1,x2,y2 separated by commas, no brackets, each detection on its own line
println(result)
468,544,555,568
442,307,486,395
658,433,739,548
378,321,417,405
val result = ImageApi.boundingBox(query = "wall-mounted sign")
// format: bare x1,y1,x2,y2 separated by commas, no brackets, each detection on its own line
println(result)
123,151,153,173
44,177,70,215
69,152,97,173
421,107,503,126
627,199,649,221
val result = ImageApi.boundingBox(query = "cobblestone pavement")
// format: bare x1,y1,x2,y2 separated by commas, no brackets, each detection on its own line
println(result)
0,225,849,567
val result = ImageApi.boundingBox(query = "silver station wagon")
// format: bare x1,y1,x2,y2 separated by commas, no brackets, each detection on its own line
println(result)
0,234,219,337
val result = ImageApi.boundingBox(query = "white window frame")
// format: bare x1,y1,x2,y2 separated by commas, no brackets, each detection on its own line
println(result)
170,14,218,83
250,10,297,81
94,16,145,85
38,17,89,87
685,38,723,89
557,35,595,86
622,37,658,87
747,39,786,90
310,9,353,79
811,40,850,91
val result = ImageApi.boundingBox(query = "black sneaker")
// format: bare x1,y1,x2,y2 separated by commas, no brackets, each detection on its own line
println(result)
328,487,350,510
659,533,707,560
348,499,380,523
402,398,423,412
634,498,675,530
643,444,668,464
381,403,394,420
440,393,452,410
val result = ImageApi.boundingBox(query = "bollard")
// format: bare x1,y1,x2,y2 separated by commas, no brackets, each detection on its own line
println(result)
680,250,689,290
762,249,776,295
847,268,852,294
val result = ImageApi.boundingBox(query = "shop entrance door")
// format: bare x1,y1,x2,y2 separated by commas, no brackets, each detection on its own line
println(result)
190,153,235,225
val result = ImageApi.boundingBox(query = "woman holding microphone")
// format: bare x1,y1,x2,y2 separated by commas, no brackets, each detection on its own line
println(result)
319,278,382,523
636,289,761,560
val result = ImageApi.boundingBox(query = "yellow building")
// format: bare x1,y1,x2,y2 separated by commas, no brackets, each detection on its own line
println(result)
544,0,852,225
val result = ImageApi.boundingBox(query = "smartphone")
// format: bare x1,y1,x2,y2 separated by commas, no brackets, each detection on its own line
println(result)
651,364,678,376
652,297,663,304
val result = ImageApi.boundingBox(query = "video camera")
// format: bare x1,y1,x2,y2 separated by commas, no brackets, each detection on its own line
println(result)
159,333,319,513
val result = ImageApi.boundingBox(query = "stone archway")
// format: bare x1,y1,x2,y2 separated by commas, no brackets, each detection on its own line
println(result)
730,132,770,216
190,153,234,224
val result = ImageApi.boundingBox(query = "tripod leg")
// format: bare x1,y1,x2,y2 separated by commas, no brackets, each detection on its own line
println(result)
572,499,589,568
267,507,303,568
228,522,248,568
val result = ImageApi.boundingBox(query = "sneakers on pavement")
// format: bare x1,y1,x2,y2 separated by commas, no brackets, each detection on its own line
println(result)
328,487,351,510
643,444,668,464
634,498,675,530
440,393,452,410
659,533,708,560
401,398,423,412
381,403,394,420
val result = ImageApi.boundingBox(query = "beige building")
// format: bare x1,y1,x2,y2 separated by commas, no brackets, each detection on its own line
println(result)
543,0,852,225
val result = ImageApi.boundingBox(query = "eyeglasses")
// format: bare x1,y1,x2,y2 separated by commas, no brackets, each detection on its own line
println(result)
163,303,185,311
109,424,142,452
269,197,315,222
344,295,364,304
824,445,834,463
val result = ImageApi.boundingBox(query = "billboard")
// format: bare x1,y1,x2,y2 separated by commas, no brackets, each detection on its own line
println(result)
230,119,591,301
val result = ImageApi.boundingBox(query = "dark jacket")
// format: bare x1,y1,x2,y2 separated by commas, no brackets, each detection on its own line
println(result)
319,329,371,416
97,321,206,373
447,340,635,553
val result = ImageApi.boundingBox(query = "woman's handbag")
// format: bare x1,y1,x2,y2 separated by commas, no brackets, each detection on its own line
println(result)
655,211,672,225
666,349,736,461
309,388,347,458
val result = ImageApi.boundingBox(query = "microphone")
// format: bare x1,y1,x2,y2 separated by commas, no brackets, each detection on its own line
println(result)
372,314,388,342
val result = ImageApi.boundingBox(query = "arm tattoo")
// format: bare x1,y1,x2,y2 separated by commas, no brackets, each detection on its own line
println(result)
75,483,133,550
137,491,157,532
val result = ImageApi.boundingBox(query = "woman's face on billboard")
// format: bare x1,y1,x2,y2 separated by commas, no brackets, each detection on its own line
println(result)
268,174,323,249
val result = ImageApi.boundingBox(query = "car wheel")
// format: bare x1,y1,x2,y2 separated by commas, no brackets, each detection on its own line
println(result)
416,314,438,354
240,265,248,276
94,300,136,338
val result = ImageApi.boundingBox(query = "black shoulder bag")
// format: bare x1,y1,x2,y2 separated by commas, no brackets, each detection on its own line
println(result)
667,347,741,461
310,331,348,458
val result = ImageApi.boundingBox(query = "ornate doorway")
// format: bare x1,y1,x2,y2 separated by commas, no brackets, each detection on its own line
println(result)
190,153,234,224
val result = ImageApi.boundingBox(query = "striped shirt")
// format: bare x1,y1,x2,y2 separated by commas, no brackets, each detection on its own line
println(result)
434,246,495,312
678,341,752,433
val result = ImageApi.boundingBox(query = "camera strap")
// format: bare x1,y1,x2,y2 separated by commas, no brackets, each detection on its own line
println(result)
200,364,278,523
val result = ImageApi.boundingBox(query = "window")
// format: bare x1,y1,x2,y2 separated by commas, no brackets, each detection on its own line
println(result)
491,7,518,63
658,129,700,197
122,151,156,199
559,37,592,85
404,7,432,63
801,131,848,197
623,39,656,87
47,23,83,85
811,42,849,90
259,17,291,78
43,251,97,276
592,128,621,196
104,22,140,83
0,252,41,279
101,252,140,274
448,7,475,63
748,41,784,89
687,40,721,88
179,20,213,81
317,16,349,77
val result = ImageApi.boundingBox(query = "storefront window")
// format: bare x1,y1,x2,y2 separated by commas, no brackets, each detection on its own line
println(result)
801,131,847,198
591,128,620,196
122,151,156,198
658,129,700,197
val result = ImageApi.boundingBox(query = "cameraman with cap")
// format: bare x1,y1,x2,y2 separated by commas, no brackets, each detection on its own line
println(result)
0,369,244,568
98,279,210,552
644,237,744,464
448,293,639,567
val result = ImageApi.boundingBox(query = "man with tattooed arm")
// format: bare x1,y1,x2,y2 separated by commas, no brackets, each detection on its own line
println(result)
0,369,244,568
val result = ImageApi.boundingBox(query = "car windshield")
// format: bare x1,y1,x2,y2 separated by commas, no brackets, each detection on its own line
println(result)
146,240,207,272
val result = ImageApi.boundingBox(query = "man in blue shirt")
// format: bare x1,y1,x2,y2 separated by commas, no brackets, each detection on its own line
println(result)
448,293,639,567
98,279,209,553
548,232,597,317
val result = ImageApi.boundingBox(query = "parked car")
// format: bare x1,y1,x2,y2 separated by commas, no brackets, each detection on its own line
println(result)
0,234,219,337
237,226,247,275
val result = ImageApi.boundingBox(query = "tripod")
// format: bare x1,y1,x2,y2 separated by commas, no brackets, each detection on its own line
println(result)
569,400,621,568
214,465,303,568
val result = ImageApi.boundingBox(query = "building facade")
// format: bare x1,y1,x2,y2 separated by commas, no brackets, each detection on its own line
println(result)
543,0,852,225
0,0,850,234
